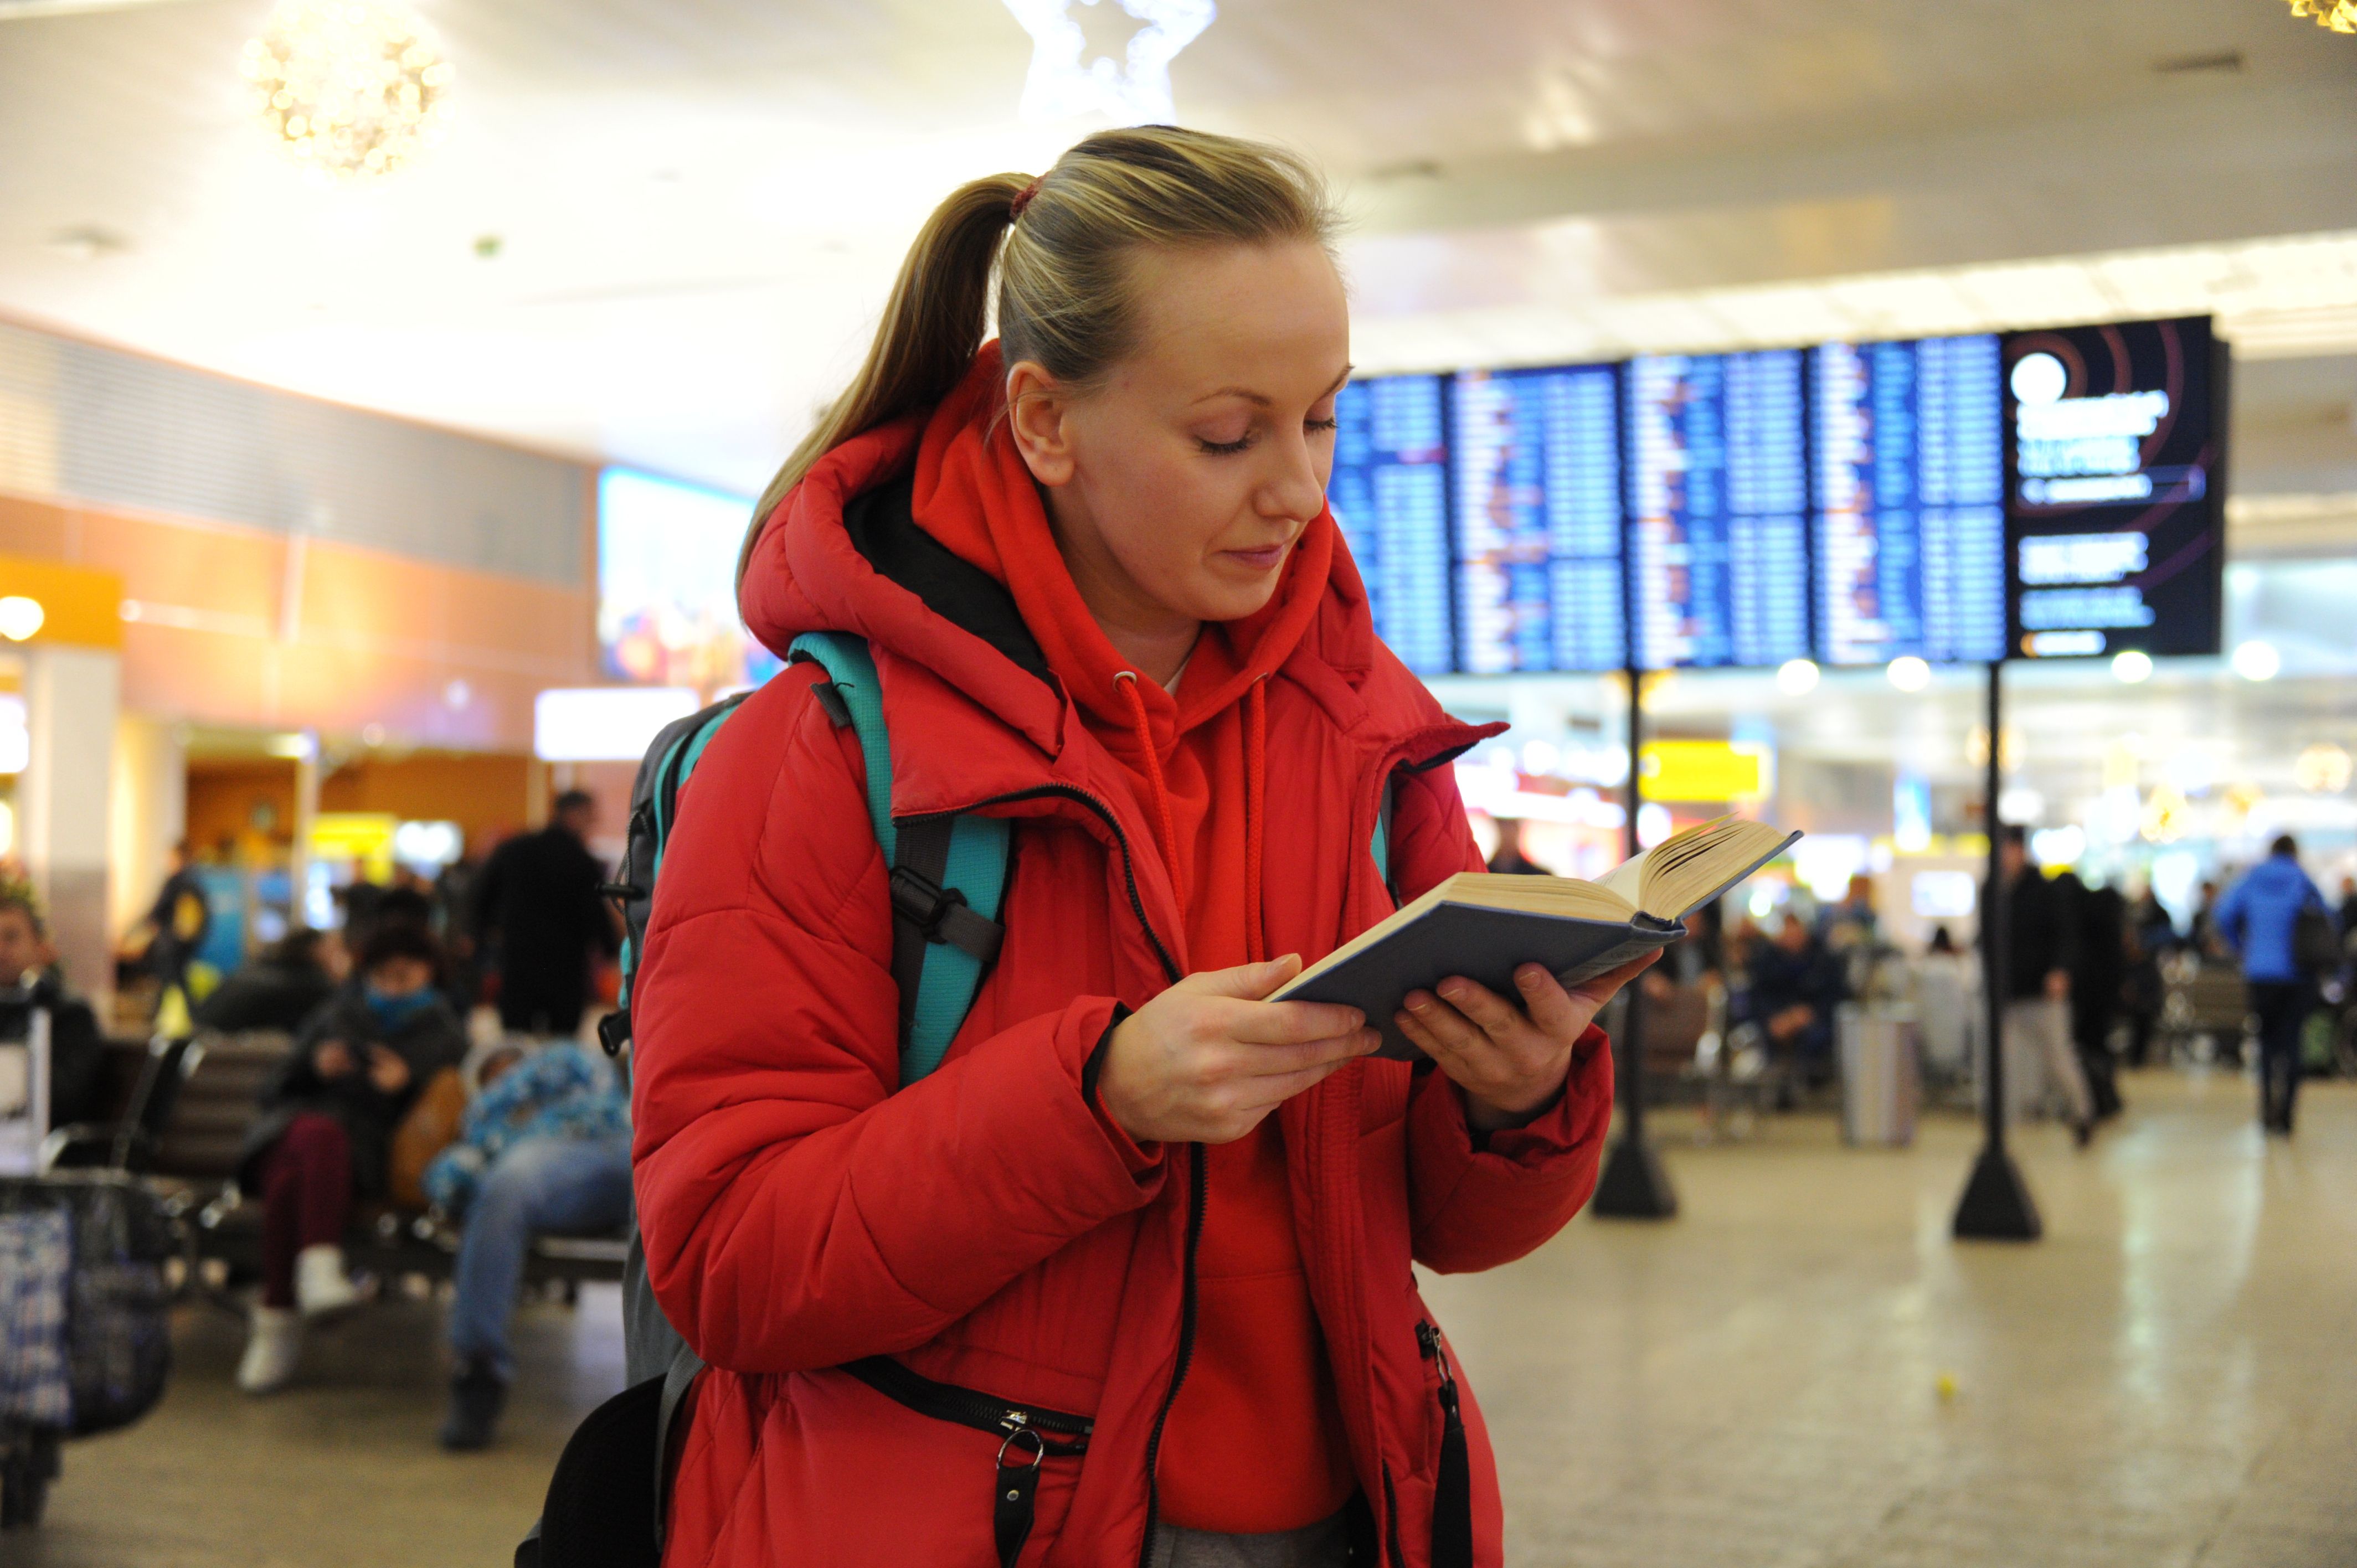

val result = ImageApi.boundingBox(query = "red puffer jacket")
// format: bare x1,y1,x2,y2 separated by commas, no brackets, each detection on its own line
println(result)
631,402,1617,1568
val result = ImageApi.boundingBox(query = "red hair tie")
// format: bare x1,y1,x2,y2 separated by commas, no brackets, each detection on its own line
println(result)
1010,177,1044,220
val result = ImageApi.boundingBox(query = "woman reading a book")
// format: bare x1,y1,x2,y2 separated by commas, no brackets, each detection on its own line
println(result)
629,126,1651,1568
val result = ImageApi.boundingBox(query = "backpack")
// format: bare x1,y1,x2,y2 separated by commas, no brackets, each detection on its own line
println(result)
591,631,1013,1552
537,630,1397,1568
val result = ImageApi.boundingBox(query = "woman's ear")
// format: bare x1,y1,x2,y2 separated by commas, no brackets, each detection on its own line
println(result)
1005,359,1077,487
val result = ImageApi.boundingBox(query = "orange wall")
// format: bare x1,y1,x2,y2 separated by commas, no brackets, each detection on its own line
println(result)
0,488,599,752
186,760,298,859
320,752,541,846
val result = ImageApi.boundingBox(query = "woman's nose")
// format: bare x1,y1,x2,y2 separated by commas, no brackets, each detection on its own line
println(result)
1257,432,1327,522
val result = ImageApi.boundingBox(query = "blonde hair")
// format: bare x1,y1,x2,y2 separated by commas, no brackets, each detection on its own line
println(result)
739,126,1339,584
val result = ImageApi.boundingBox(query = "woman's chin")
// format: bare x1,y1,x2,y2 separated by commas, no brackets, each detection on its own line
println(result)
1183,575,1285,625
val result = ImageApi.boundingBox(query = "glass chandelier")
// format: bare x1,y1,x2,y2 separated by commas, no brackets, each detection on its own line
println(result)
2289,0,2356,31
241,0,452,179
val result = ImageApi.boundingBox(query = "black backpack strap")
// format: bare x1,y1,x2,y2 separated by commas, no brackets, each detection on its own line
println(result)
887,818,1008,1044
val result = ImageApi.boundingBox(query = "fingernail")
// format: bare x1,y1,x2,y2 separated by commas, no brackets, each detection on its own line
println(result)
1407,995,1431,1013
1440,982,1466,1002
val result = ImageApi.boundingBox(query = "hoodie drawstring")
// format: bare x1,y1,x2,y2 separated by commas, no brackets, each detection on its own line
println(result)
1113,671,1181,879
1244,678,1268,966
1114,668,1270,967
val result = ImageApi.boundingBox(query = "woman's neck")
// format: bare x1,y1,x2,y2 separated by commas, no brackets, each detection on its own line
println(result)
1043,487,1201,687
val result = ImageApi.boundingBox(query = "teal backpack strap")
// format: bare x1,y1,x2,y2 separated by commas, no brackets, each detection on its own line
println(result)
789,632,1011,1085
1371,773,1398,893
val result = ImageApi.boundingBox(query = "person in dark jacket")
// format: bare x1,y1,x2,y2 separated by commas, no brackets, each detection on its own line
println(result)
138,840,210,1006
191,929,343,1035
471,792,617,1037
2215,835,2335,1135
2121,885,2176,1068
234,921,467,1394
2061,873,2128,1120
1986,828,2092,1144
0,893,106,1134
1748,911,1847,1087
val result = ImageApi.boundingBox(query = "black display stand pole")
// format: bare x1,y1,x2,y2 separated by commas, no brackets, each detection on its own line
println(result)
1952,659,2042,1241
1591,660,1678,1220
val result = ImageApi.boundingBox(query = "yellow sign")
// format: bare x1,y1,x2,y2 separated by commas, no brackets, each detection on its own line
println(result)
310,813,399,881
0,554,123,650
1638,740,1769,802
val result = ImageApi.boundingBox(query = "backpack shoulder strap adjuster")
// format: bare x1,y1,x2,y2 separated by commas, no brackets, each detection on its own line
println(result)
889,864,1005,965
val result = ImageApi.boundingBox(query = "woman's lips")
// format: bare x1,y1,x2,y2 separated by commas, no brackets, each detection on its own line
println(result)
1221,543,1289,572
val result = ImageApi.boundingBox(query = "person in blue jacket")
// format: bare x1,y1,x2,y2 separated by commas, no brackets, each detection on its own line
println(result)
2215,834,2336,1134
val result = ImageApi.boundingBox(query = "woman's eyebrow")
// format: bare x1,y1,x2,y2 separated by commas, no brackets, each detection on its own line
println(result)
1192,365,1355,406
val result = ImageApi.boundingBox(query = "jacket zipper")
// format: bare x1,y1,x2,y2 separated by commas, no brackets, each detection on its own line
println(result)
1417,1322,1474,1568
904,781,1202,1568
902,783,1182,986
842,1354,1094,1447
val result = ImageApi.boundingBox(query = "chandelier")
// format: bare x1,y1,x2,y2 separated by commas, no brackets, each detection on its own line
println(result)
241,0,452,179
2289,0,2357,31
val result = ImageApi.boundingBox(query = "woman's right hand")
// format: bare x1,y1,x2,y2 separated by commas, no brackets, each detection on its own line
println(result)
1095,955,1380,1146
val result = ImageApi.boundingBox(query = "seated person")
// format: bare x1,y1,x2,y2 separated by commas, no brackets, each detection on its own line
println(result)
191,928,345,1035
234,920,467,1394
0,892,106,1136
424,1038,630,1451
1746,912,1849,1086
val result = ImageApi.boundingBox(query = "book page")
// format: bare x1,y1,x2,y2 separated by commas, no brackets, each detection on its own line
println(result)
1635,817,1800,921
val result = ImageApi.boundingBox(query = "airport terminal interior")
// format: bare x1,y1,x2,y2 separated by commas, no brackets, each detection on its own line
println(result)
1,2,2355,1566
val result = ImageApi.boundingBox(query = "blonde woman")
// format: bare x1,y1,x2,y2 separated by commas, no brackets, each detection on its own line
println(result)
631,126,1648,1568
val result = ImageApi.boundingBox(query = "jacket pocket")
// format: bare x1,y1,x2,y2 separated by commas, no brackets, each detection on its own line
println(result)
843,1356,1093,1568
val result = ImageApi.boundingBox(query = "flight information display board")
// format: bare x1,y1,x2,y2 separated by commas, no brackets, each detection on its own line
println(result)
1450,365,1625,673
1627,350,1812,669
2003,316,2224,658
1811,334,2009,666
1327,374,1455,674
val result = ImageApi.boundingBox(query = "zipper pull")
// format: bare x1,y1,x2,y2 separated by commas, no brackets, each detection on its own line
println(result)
1418,1323,1460,1410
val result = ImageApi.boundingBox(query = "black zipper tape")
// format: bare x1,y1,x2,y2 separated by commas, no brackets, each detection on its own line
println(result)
1417,1323,1473,1568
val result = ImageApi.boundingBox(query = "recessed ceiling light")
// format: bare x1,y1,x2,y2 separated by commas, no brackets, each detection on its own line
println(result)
46,225,131,260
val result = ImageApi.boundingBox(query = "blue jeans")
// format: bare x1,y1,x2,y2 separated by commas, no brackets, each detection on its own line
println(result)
449,1134,632,1382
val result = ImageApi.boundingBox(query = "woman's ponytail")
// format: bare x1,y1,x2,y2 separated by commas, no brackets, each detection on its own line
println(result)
737,171,1030,585
740,130,1336,588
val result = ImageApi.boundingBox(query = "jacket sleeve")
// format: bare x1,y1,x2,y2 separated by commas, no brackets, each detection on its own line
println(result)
630,670,1166,1375
1385,753,1618,1274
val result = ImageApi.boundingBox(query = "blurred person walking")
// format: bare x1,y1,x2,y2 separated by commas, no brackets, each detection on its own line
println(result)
2121,884,2176,1068
2062,873,2128,1120
1989,827,2093,1147
619,127,1647,1568
2215,835,2335,1135
132,840,210,1011
233,922,466,1392
471,791,616,1039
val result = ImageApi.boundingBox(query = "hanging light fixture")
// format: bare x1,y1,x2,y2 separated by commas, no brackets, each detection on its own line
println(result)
2288,0,2357,31
241,0,452,180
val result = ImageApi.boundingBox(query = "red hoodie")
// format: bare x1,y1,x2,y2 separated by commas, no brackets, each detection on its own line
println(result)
913,346,1353,1529
630,351,1618,1568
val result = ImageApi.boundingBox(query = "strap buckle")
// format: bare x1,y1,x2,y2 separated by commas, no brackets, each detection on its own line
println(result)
889,864,967,940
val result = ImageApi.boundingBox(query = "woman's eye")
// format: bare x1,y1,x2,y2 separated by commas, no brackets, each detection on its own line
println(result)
1306,416,1339,434
1196,432,1254,455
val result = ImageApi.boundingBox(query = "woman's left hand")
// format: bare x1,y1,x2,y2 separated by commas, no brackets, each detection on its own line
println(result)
1396,951,1659,1135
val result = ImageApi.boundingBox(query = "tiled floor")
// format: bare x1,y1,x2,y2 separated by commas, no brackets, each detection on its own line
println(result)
9,1067,2353,1567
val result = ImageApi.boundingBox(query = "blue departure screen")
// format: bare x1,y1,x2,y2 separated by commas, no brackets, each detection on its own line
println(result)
1625,351,1811,669
1450,365,1625,673
1812,334,2007,664
1327,375,1454,674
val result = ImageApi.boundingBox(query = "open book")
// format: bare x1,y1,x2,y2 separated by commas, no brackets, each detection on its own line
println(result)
1275,815,1801,1061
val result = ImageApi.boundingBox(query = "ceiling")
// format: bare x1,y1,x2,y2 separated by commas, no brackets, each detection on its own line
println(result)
2,0,2355,495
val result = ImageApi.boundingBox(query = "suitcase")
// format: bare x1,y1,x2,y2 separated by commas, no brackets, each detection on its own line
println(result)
0,1172,177,1530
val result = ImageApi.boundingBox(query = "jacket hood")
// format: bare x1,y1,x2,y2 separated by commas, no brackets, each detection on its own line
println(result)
737,349,1394,767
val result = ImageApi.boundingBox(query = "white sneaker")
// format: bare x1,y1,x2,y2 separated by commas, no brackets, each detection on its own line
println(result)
237,1307,303,1394
294,1244,363,1322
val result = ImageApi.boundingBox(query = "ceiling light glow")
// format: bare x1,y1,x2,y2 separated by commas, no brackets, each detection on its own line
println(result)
242,0,452,180
1775,658,1820,695
2230,639,2281,681
2111,649,2154,683
1886,656,1932,693
0,597,44,642
1003,0,1215,124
